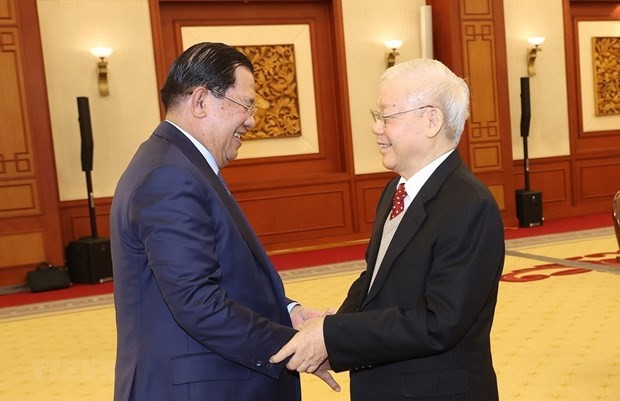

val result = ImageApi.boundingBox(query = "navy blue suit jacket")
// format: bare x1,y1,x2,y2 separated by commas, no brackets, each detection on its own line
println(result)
110,121,300,401
324,151,504,401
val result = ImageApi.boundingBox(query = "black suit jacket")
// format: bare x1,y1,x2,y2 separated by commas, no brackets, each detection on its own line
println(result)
324,151,504,401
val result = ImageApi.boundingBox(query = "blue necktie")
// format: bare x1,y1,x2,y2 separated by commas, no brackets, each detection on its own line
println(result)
217,171,231,196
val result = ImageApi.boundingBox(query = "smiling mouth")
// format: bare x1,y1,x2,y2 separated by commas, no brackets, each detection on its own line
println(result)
234,132,243,140
378,143,392,149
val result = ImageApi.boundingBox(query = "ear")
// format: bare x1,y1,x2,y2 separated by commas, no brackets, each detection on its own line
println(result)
188,86,209,118
425,107,444,138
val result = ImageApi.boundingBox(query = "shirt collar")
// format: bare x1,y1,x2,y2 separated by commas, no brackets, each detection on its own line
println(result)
165,120,219,174
399,149,454,202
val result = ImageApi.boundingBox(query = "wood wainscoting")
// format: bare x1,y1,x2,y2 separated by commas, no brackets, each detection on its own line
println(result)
55,172,395,256
58,198,113,250
513,154,620,221
504,155,620,224
55,152,618,258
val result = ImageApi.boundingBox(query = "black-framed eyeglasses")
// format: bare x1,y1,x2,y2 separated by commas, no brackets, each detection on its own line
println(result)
211,90,257,117
369,105,434,127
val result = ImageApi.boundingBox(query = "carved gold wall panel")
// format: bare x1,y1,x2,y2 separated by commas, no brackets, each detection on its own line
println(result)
236,44,302,140
592,36,620,116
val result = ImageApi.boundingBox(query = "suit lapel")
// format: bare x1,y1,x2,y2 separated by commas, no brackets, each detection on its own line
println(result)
153,122,274,275
362,151,463,308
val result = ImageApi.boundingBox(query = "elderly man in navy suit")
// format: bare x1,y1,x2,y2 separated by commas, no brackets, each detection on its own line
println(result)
110,42,338,401
272,58,505,401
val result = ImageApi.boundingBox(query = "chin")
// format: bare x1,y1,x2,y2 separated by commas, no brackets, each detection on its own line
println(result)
381,158,396,172
227,151,239,162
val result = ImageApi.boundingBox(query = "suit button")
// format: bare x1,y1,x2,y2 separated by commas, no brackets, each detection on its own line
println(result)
255,360,264,367
265,363,273,369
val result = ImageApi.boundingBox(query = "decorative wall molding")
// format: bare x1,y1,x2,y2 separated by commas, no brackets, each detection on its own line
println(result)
0,180,39,217
0,231,45,267
513,155,615,219
0,0,64,286
58,198,112,249
428,0,517,225
0,0,16,25
0,230,46,285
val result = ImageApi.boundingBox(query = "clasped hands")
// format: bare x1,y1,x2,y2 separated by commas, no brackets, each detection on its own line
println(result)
277,306,340,392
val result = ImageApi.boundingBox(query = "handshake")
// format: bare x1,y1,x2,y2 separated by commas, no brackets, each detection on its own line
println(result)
270,305,341,392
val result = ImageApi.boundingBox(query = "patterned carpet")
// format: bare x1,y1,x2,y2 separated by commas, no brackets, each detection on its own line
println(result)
1,227,619,400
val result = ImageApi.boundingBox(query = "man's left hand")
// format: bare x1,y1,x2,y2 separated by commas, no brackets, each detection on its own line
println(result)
270,316,328,373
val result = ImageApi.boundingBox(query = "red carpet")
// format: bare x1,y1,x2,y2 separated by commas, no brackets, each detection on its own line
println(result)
1,212,613,308
503,211,612,239
270,243,367,271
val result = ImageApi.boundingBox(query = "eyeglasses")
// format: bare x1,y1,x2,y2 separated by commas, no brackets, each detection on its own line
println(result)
369,105,434,127
211,90,257,117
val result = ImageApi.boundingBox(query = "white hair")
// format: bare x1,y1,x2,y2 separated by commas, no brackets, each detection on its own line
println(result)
379,59,470,145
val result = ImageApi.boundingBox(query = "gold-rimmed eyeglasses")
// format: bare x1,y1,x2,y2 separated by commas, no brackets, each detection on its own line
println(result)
370,105,433,127
211,89,257,117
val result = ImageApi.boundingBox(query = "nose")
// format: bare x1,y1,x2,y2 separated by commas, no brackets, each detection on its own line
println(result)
244,114,256,129
371,120,383,136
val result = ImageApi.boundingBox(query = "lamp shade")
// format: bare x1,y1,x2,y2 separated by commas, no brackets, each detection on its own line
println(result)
527,37,545,46
384,40,404,50
90,47,113,58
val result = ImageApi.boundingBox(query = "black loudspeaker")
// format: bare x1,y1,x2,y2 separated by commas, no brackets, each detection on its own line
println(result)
516,190,543,228
66,237,113,284
77,97,94,172
520,77,531,138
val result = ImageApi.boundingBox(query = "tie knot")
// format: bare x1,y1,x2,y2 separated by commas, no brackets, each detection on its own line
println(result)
390,183,407,220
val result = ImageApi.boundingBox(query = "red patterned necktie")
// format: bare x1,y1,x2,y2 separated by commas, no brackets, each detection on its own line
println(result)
390,183,407,220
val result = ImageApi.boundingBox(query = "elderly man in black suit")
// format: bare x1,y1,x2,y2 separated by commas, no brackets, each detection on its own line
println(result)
272,58,505,401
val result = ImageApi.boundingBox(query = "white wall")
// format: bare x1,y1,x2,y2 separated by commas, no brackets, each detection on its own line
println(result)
37,0,575,200
503,0,570,159
342,0,426,174
37,0,160,201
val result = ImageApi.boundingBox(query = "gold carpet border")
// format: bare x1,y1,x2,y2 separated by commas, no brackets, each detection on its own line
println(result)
0,294,114,321
1,227,615,321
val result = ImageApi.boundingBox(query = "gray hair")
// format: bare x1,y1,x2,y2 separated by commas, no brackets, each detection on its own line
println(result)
379,59,470,146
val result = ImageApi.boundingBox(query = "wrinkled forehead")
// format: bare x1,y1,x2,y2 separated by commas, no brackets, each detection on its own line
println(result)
377,78,422,108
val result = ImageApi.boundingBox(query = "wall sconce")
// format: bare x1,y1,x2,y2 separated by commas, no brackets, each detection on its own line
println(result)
90,47,113,96
384,40,403,69
527,37,545,76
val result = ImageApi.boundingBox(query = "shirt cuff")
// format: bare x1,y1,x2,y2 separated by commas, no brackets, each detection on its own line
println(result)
287,302,300,313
